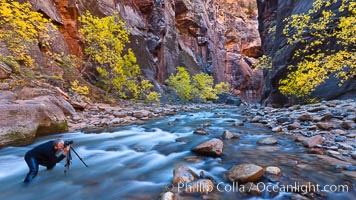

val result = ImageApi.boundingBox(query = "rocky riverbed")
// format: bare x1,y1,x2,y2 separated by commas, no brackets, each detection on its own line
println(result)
66,103,228,131
159,99,356,200
241,99,356,165
0,96,355,200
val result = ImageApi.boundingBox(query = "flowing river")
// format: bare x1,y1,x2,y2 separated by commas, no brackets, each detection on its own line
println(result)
0,108,355,200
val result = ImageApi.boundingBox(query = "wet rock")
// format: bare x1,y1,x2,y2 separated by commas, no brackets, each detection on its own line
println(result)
332,129,348,136
257,137,278,145
276,115,289,123
272,126,283,132
113,111,129,118
226,164,264,183
233,120,244,126
173,166,198,184
335,135,348,142
327,146,339,151
321,112,333,121
183,179,214,194
347,132,356,138
298,113,312,121
161,192,174,200
242,182,262,195
288,122,301,130
303,135,324,148
265,166,281,175
193,128,209,135
308,106,326,112
222,130,240,140
341,120,355,129
307,148,325,155
291,105,301,110
342,171,356,179
251,116,262,123
346,114,356,122
351,152,356,160
316,155,351,166
327,150,340,156
257,110,265,116
335,164,356,171
316,122,330,130
132,110,152,119
295,136,308,142
192,138,223,157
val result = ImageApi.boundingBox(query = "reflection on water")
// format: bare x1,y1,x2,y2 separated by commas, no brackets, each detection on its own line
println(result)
0,108,354,200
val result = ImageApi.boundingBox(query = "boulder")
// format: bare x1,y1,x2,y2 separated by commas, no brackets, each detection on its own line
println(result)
160,192,174,200
226,164,264,183
0,88,75,147
303,135,324,148
173,166,198,184
298,113,312,121
192,138,223,157
265,166,281,174
183,179,214,194
257,137,278,145
222,130,240,140
215,93,242,106
193,128,209,135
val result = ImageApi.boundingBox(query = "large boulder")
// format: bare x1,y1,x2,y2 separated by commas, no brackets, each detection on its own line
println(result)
192,138,224,157
226,164,265,183
0,88,76,147
215,93,242,106
173,166,198,184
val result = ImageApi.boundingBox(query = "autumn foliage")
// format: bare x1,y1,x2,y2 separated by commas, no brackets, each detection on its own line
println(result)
79,11,160,102
166,67,229,102
279,0,355,98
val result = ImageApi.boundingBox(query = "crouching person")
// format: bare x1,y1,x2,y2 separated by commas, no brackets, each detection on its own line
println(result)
24,139,70,183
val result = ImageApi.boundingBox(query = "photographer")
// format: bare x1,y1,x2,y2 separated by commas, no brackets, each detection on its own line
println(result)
23,139,70,183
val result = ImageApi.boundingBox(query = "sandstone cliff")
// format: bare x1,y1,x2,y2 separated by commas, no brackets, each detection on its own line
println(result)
16,0,262,102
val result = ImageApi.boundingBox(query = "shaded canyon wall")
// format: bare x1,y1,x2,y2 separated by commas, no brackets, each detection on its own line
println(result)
25,0,263,102
257,0,356,106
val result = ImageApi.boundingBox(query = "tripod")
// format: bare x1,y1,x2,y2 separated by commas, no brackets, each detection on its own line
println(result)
64,146,88,173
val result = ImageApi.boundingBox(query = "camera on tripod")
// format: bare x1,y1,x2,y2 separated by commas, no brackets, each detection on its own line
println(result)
64,140,73,147
63,140,88,173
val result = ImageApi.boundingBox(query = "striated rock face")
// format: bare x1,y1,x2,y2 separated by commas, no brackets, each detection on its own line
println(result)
0,88,76,147
257,0,356,106
24,0,262,102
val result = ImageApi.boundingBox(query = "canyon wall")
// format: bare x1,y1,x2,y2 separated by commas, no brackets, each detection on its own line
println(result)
24,0,263,102
257,0,356,106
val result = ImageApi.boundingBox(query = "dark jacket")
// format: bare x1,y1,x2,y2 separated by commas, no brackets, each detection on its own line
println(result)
25,141,65,168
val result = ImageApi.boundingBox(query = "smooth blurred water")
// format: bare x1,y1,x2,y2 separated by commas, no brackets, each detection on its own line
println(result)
0,108,354,200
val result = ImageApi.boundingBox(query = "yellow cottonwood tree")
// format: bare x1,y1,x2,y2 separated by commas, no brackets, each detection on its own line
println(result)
279,0,355,98
166,67,229,102
79,11,159,101
0,0,52,67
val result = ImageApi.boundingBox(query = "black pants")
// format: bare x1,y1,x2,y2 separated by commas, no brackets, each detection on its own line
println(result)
24,155,39,183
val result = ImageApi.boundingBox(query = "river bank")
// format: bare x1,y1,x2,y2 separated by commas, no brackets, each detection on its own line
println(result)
66,102,233,132
0,99,355,199
68,98,356,182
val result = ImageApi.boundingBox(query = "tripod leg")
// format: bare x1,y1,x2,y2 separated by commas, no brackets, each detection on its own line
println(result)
70,146,89,167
